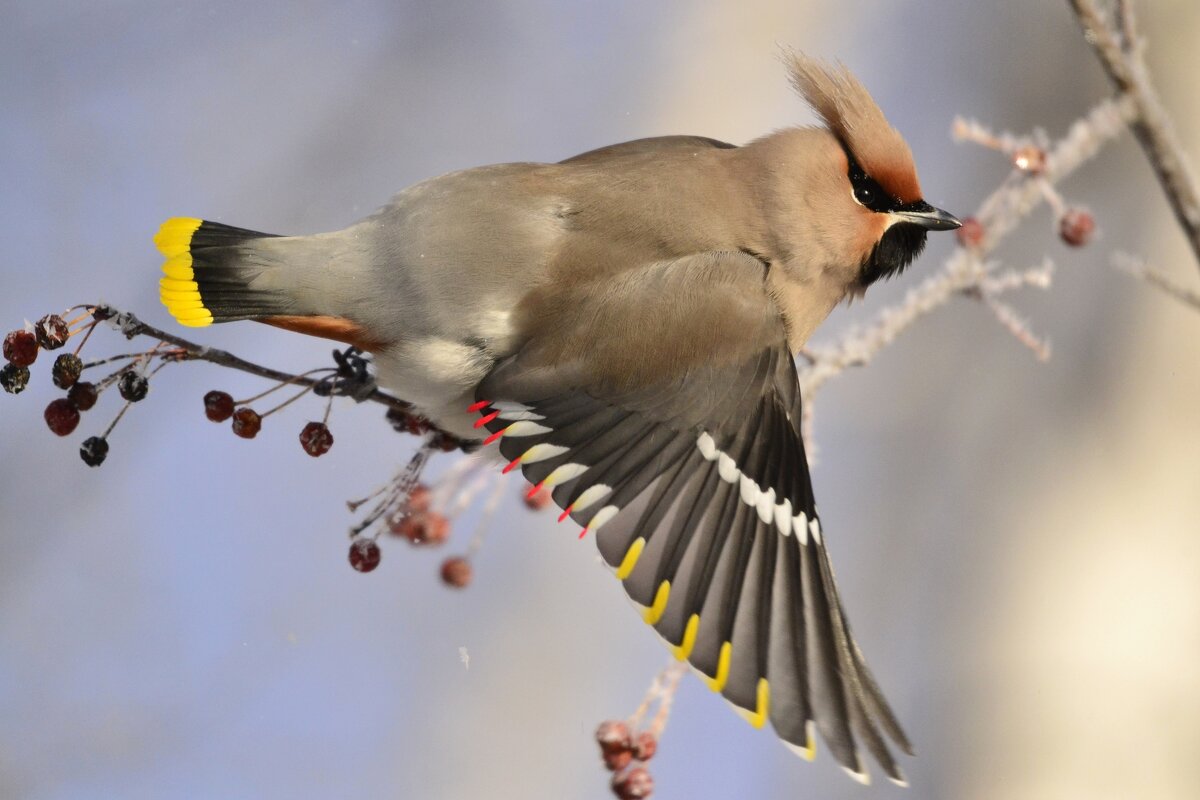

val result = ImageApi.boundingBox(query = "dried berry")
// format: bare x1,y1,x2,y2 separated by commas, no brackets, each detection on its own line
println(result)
956,216,985,249
1012,145,1047,175
52,353,84,389
1,363,30,394
203,390,235,422
231,407,262,439
118,372,149,402
1059,207,1096,247
596,721,633,755
604,749,633,772
299,421,334,457
390,511,449,546
68,381,98,411
524,484,554,511
79,436,109,467
44,397,81,436
408,484,432,515
3,330,38,367
349,538,381,573
611,766,654,800
632,731,657,762
440,556,472,588
34,314,70,350
387,407,431,436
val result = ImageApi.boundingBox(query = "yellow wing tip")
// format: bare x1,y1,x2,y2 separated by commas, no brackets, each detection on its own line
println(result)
615,537,645,581
702,641,732,693
670,614,700,661
642,581,670,625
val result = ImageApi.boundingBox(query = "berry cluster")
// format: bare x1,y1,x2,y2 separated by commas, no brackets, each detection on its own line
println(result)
3,309,170,466
596,721,657,799
954,143,1096,251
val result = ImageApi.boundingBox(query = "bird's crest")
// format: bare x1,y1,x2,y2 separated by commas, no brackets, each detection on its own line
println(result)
784,51,922,204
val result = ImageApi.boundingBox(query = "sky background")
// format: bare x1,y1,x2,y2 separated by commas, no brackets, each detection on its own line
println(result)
2,1,1199,798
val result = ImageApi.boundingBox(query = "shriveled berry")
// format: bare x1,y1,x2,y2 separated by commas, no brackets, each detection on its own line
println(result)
118,372,149,402
44,397,81,436
34,314,70,350
1012,145,1047,175
390,511,450,546
52,353,84,389
79,436,109,467
632,731,657,762
3,330,38,367
956,216,985,249
1060,207,1096,247
604,749,634,772
596,721,633,755
203,390,235,422
440,556,472,588
1,363,30,394
68,381,98,411
349,538,381,573
299,421,334,457
408,484,432,515
611,766,654,800
231,407,262,439
524,484,553,511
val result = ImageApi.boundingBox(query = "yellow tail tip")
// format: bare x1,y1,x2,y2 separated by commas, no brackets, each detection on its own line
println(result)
156,218,211,327
154,217,203,257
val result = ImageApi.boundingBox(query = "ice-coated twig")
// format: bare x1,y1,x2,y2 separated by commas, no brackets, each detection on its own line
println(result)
1114,253,1200,311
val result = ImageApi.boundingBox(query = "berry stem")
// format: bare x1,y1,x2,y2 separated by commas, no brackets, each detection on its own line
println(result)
233,367,334,407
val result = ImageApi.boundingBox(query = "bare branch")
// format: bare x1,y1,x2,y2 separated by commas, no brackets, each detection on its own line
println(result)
1114,253,1200,311
1068,0,1200,270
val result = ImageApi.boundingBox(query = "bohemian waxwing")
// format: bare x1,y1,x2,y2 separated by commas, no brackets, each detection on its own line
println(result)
156,52,960,785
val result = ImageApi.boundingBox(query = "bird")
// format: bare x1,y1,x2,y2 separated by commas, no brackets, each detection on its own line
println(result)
155,52,959,785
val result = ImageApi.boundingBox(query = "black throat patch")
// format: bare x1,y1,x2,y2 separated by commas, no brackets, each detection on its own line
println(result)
857,222,927,288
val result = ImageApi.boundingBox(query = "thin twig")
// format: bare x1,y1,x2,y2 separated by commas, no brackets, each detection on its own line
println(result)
1068,0,1200,270
95,305,411,414
1114,253,1200,311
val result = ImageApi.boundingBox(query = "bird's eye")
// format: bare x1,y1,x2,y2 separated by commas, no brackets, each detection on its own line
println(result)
854,184,875,206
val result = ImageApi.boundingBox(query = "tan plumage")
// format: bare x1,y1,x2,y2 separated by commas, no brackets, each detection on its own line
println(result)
155,52,959,785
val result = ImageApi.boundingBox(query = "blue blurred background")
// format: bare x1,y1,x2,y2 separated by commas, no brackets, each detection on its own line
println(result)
2,2,1199,798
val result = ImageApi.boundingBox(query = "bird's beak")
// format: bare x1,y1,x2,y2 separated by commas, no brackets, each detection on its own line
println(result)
892,203,961,231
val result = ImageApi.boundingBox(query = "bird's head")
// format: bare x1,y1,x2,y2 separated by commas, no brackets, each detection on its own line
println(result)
772,53,960,296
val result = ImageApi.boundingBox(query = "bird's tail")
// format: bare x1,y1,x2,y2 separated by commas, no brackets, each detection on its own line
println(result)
155,217,302,328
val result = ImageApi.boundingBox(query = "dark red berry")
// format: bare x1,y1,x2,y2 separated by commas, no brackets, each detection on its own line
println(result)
118,372,149,402
203,390,235,422
68,381,98,411
44,397,81,436
79,436,109,467
390,511,450,546
604,749,634,772
231,407,262,439
408,484,432,515
52,353,84,389
1060,208,1096,247
1,363,30,394
440,556,472,588
34,314,70,350
596,721,633,755
611,766,654,800
633,731,657,762
299,421,334,457
956,216,985,249
1012,145,1047,175
349,538,381,573
524,484,553,511
3,330,38,367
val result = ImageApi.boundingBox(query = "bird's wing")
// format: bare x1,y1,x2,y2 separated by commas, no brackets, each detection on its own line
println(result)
559,135,736,166
476,252,911,785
